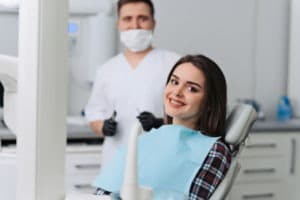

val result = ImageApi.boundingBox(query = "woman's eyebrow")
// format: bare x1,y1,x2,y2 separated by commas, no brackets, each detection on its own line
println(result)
173,73,202,88
171,74,179,79
171,74,202,88
187,81,202,88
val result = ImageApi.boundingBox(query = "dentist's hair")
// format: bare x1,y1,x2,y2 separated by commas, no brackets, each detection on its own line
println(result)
117,0,155,18
165,54,227,137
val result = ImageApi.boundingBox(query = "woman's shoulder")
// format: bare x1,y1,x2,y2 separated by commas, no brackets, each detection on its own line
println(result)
212,138,234,157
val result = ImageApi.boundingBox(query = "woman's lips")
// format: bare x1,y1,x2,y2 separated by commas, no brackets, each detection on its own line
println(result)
168,97,185,108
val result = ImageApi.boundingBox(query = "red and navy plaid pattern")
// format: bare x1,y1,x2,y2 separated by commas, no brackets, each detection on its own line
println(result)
95,138,232,200
189,138,232,200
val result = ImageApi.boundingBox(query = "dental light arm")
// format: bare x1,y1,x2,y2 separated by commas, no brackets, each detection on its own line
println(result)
0,54,18,134
121,121,140,199
121,120,153,200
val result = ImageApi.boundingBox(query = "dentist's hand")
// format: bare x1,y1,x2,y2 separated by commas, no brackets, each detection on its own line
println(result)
137,111,164,131
102,118,117,136
102,111,117,136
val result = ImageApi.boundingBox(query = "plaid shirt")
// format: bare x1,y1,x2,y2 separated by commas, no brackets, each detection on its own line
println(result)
189,138,232,199
95,138,232,200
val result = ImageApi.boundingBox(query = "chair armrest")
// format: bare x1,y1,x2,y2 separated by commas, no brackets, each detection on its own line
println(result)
209,160,240,200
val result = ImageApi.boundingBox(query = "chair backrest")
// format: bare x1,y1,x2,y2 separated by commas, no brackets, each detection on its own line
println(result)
209,104,257,200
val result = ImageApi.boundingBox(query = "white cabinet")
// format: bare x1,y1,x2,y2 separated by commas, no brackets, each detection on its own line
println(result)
66,145,102,193
0,143,102,200
230,183,285,200
228,132,300,200
286,134,300,200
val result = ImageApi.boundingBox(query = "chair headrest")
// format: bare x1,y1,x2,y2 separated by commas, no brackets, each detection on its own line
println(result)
225,104,257,145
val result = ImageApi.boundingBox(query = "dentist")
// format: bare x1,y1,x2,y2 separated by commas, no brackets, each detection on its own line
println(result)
85,0,180,167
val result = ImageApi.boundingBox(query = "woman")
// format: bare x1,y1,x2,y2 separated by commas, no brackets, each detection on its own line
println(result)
94,55,233,199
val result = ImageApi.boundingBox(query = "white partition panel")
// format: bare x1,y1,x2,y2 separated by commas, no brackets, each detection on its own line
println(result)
288,0,300,117
16,0,68,199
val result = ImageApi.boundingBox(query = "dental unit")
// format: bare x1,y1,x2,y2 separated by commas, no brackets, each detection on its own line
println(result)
0,0,257,199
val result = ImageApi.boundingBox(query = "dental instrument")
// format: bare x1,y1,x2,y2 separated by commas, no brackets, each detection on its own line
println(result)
111,110,117,121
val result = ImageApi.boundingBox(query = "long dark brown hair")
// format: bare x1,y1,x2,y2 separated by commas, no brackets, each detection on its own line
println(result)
165,55,227,137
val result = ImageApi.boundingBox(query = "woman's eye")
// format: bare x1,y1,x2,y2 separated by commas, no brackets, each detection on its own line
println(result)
188,86,199,93
170,79,178,85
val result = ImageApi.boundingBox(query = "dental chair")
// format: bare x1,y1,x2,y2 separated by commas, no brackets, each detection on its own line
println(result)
66,103,257,200
210,103,257,200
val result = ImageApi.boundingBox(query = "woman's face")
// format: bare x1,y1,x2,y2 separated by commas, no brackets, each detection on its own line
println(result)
164,62,206,128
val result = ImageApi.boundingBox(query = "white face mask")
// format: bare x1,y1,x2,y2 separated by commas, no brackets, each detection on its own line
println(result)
120,29,153,52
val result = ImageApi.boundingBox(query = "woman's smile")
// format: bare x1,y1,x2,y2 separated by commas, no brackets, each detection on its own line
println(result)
168,96,186,108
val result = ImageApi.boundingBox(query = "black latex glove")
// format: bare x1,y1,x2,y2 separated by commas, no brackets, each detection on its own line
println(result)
137,111,164,131
102,111,117,136
102,118,117,136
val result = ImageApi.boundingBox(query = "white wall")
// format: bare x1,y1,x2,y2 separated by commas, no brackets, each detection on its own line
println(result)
0,1,291,118
152,0,290,118
0,9,18,56
254,0,290,118
288,0,300,117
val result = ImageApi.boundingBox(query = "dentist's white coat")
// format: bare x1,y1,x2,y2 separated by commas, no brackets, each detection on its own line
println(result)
85,48,179,166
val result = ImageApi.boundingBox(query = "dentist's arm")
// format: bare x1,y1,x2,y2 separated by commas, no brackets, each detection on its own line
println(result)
90,117,117,137
89,120,105,137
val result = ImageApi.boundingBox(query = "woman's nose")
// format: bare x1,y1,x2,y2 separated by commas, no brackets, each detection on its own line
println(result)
174,85,184,97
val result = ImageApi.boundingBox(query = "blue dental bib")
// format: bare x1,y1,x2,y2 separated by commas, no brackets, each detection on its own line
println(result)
93,125,219,196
